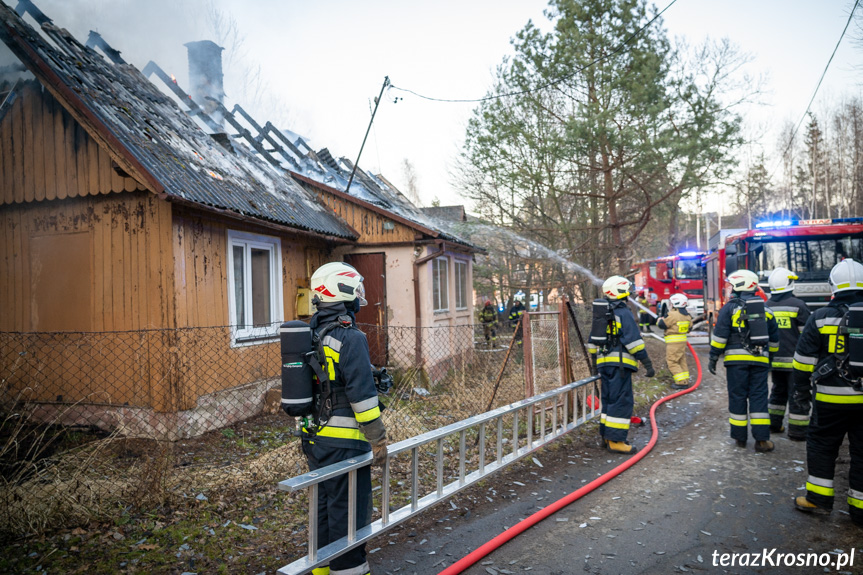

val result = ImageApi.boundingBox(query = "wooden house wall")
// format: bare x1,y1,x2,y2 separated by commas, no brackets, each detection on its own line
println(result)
0,81,146,206
0,191,174,409
310,185,416,244
170,208,331,410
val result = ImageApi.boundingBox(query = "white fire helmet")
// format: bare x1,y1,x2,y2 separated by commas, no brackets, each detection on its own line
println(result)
669,293,688,308
767,267,798,294
727,269,759,293
311,262,368,305
602,275,631,300
828,258,863,294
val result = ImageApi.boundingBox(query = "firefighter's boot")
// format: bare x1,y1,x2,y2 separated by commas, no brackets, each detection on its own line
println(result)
795,496,830,515
606,440,638,454
754,440,775,452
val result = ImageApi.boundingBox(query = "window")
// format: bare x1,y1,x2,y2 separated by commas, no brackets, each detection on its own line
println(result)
432,256,449,312
674,259,701,280
454,260,469,310
227,231,283,343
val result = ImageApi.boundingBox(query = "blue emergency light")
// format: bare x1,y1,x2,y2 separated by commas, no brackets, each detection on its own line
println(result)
754,217,863,229
677,251,701,258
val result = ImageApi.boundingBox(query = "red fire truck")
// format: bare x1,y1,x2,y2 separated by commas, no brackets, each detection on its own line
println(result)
629,251,706,318
702,218,863,330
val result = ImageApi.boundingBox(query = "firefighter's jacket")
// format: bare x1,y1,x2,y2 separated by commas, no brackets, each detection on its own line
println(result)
509,303,525,323
480,306,497,324
658,308,691,343
302,302,381,451
766,291,811,371
587,299,649,371
709,293,780,367
792,291,863,408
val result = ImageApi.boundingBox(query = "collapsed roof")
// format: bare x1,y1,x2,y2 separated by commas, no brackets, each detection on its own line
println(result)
0,0,356,240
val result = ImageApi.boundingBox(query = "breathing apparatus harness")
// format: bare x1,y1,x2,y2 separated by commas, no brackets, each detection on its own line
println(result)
281,315,392,438
730,295,770,356
812,302,863,391
589,299,622,357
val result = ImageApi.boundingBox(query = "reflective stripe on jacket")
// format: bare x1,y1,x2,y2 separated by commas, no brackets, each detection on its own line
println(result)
586,299,649,371
792,292,863,407
303,303,381,450
766,292,810,371
709,294,780,366
658,308,690,344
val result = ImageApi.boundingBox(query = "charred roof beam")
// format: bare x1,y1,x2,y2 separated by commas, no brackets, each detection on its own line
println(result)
85,31,124,64
230,104,299,169
212,100,283,168
141,60,222,133
14,0,49,25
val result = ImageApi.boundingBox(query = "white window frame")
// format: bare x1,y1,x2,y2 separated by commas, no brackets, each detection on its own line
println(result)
454,259,469,311
226,230,284,345
432,256,449,312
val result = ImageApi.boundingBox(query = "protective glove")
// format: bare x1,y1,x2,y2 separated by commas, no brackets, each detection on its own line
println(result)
360,418,388,467
642,357,655,378
708,356,718,375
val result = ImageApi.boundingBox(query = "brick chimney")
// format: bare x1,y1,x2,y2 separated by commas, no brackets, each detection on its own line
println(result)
184,40,225,127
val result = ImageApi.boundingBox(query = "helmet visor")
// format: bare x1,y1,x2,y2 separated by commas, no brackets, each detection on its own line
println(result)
356,282,368,307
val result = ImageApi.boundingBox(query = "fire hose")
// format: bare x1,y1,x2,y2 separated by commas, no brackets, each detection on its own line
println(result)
437,342,703,575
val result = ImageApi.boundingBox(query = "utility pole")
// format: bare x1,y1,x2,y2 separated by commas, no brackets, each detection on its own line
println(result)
345,76,390,196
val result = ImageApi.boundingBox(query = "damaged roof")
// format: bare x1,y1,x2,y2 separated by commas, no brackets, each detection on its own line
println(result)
0,1,356,240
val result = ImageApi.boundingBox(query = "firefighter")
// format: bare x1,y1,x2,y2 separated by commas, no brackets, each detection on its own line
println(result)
588,275,655,454
708,269,780,452
658,293,691,389
792,258,863,527
765,267,811,438
303,262,387,575
636,290,652,333
479,300,498,347
509,299,526,345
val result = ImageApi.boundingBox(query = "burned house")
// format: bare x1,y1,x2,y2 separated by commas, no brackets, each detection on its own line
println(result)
0,1,359,439
0,0,484,439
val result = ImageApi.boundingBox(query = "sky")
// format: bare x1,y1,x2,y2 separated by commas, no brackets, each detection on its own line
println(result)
30,0,863,214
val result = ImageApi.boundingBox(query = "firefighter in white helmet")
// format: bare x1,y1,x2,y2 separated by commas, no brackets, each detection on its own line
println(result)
657,293,692,389
304,261,385,575
765,267,811,439
708,269,780,452
792,258,863,526
587,275,655,454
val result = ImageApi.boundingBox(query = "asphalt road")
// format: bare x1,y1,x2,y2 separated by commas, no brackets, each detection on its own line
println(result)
370,345,863,575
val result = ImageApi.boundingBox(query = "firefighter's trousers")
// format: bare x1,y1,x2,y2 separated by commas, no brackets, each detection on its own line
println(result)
725,363,770,442
598,365,634,443
665,342,689,384
768,370,792,430
302,441,372,573
482,323,497,344
804,402,863,525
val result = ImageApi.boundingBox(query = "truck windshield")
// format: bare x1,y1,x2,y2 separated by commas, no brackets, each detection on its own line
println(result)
675,259,701,279
750,236,863,280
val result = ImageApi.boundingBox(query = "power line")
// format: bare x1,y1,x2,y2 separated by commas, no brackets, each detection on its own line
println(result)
769,0,860,180
389,0,679,104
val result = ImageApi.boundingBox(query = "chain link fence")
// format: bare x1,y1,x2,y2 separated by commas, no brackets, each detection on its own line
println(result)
0,307,594,537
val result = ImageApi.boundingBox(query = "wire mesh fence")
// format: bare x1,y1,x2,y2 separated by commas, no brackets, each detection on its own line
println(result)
0,306,594,537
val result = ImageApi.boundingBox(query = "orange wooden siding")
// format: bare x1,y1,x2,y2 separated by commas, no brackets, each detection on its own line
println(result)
311,186,416,244
0,81,144,207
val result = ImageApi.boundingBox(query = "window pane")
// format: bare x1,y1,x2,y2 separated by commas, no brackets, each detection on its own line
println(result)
455,262,468,308
233,245,245,328
440,259,448,310
432,259,441,310
251,248,272,326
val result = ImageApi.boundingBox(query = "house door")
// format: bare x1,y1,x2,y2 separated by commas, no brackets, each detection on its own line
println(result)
344,253,388,366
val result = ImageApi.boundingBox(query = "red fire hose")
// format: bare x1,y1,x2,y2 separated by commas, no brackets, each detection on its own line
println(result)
438,342,704,575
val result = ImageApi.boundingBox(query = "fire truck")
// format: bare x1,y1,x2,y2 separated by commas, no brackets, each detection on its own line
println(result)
702,218,863,331
629,251,706,318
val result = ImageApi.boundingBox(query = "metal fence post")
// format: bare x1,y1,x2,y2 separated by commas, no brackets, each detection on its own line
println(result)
523,313,533,399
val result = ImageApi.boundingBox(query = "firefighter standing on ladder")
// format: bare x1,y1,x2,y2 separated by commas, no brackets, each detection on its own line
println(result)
658,293,692,389
791,258,863,527
303,262,387,575
708,269,780,452
589,276,656,454
765,267,811,439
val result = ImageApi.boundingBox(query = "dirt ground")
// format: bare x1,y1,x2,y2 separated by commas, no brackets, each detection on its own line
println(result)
369,344,863,575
